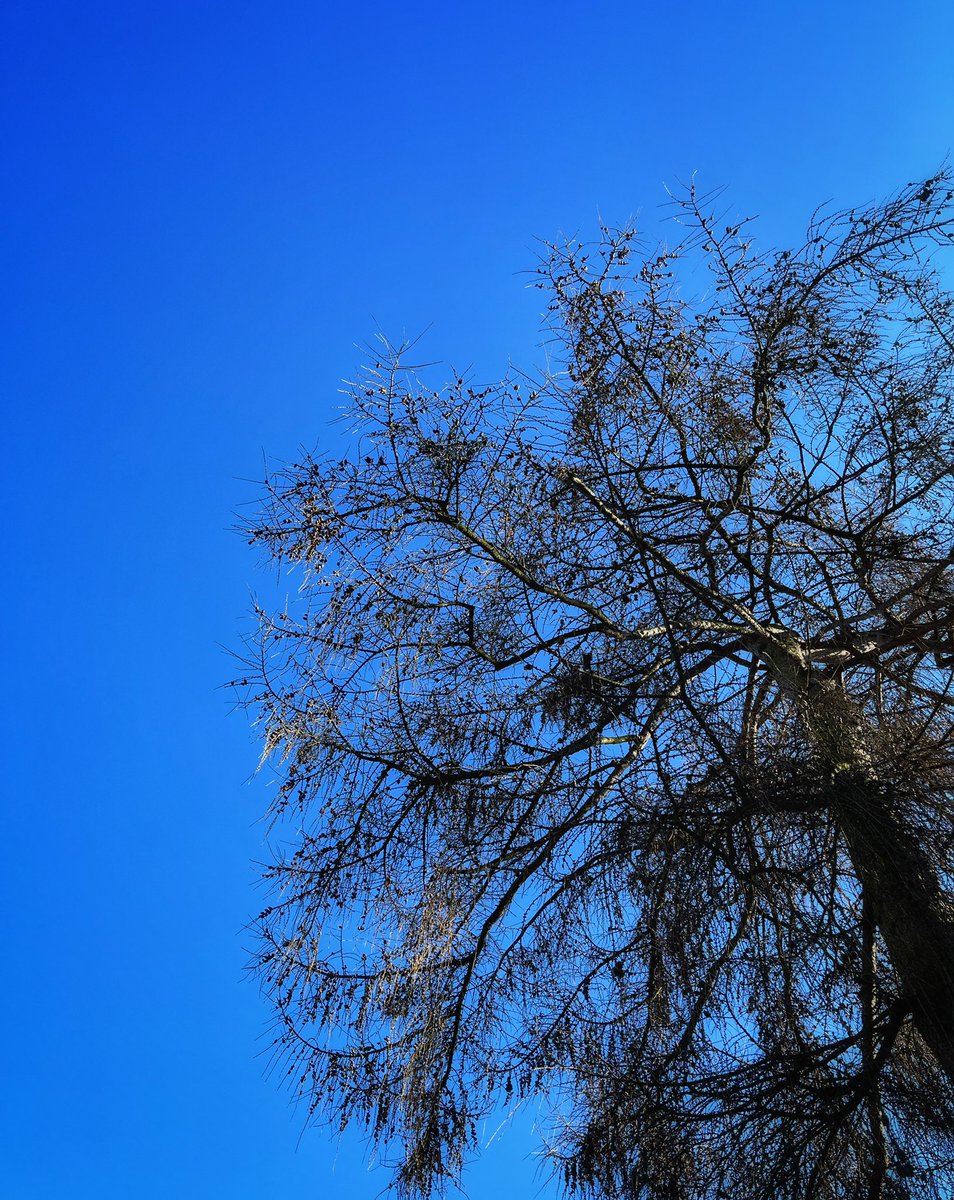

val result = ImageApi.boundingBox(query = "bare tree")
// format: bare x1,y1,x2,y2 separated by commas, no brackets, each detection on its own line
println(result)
240,173,954,1199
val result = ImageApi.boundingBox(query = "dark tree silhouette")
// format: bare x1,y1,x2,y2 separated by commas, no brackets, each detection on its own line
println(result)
240,173,954,1199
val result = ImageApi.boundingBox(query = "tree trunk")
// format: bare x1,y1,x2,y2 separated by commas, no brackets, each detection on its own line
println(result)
833,775,954,1082
767,644,954,1081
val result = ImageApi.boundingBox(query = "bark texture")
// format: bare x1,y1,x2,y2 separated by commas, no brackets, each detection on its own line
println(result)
794,655,954,1082
836,778,954,1082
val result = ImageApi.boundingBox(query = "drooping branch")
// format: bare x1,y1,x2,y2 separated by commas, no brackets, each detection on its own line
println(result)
241,173,954,1200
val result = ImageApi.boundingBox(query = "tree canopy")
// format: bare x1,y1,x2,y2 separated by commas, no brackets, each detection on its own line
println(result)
241,173,954,1199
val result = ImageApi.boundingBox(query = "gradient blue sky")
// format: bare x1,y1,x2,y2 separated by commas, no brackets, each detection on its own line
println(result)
2,2,952,1197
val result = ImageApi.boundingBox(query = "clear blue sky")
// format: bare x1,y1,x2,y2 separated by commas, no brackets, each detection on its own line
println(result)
2,2,952,1197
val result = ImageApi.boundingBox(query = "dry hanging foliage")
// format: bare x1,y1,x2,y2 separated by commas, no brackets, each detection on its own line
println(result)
239,172,954,1200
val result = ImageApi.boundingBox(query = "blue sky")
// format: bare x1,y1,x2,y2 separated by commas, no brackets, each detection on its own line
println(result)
2,2,952,1197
